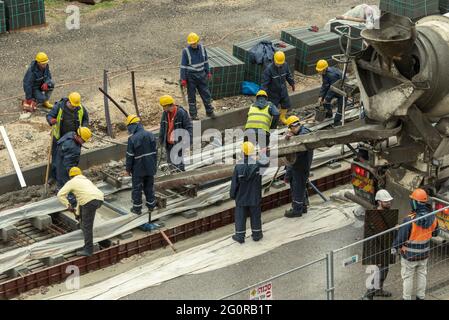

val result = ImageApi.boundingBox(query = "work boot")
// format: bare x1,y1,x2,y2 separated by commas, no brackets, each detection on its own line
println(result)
43,100,53,109
361,290,374,300
206,111,216,119
232,234,245,244
374,289,392,297
302,205,308,214
284,208,302,218
191,115,199,121
325,111,333,119
76,249,93,257
130,207,142,215
252,234,263,242
416,296,425,300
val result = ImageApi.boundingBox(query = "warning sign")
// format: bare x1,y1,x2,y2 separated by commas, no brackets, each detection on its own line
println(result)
249,282,273,300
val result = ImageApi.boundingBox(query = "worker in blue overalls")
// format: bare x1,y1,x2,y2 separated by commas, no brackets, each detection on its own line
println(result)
284,116,314,218
180,32,215,121
230,142,269,243
125,115,158,215
316,59,344,126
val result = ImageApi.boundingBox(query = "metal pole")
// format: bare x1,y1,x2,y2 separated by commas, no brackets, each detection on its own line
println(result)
131,71,140,117
103,70,114,138
329,250,335,300
326,253,331,300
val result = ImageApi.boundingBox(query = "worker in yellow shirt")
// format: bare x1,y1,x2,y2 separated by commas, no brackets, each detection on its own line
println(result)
57,167,104,257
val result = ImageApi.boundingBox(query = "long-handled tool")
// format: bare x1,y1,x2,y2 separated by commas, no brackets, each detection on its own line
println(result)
160,229,177,253
307,179,329,202
178,80,188,106
264,166,281,194
43,131,53,198
98,87,129,117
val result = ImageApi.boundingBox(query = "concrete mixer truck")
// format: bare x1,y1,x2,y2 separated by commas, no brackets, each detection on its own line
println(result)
276,13,449,239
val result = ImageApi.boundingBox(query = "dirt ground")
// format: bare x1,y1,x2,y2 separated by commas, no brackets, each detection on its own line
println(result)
0,0,365,176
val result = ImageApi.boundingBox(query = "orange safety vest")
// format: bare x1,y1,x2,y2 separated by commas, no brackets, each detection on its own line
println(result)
401,212,438,260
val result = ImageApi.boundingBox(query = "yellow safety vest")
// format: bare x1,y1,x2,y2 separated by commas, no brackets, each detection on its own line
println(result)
245,104,272,133
53,104,84,140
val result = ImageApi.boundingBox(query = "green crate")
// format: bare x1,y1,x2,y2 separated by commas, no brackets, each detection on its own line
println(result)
281,27,340,75
329,21,365,52
440,0,449,12
207,47,245,100
380,0,440,19
0,1,6,33
4,0,45,31
232,35,296,85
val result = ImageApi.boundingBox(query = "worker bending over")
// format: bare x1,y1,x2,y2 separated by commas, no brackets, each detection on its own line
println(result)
47,92,89,180
392,188,439,300
230,142,269,244
316,59,344,126
180,32,215,120
244,90,279,151
261,51,295,125
23,52,55,109
125,115,158,215
159,95,193,172
284,116,314,218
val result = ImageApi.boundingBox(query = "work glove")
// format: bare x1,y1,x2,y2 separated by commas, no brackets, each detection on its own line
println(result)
181,80,187,88
391,248,397,255
308,25,319,32
207,73,212,80
25,99,35,105
41,83,49,91
291,84,295,92
49,117,57,125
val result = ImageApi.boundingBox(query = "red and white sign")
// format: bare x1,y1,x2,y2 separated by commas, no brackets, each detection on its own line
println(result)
249,282,273,300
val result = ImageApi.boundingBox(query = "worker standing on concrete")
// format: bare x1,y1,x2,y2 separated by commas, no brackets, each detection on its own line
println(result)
54,127,92,208
283,116,313,218
23,52,55,109
362,189,394,300
159,95,193,172
47,92,89,180
230,142,269,243
316,60,344,126
244,90,279,150
126,115,158,215
261,51,295,125
57,167,104,256
392,188,439,300
180,32,215,120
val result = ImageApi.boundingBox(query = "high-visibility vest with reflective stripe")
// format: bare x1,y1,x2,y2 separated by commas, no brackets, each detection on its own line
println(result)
53,105,85,140
181,45,208,73
401,212,438,260
245,104,272,133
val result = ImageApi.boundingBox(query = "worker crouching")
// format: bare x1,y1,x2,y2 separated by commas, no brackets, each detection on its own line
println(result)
284,116,314,218
23,52,55,109
230,142,269,244
58,167,104,256
125,115,158,215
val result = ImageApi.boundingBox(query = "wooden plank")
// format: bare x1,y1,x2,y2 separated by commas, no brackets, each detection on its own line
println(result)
0,126,26,188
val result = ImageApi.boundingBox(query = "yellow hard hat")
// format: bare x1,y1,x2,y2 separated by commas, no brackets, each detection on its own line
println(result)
187,32,200,45
77,127,92,142
69,167,82,177
256,90,268,98
241,141,255,156
125,114,140,126
274,51,285,65
68,92,81,107
316,59,329,72
159,95,175,107
286,115,300,127
35,52,49,64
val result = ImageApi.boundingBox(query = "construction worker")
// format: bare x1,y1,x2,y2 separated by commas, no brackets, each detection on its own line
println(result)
54,126,91,194
23,52,55,109
57,167,104,256
230,142,269,243
392,188,439,300
125,115,158,215
316,59,344,126
261,51,295,125
362,189,394,300
244,90,279,150
47,92,89,180
283,116,313,218
159,95,193,172
180,32,215,120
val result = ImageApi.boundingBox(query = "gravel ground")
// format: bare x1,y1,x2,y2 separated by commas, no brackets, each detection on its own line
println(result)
0,0,366,175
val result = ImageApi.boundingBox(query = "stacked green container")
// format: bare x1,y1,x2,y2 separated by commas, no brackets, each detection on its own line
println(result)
0,1,6,33
440,0,449,13
207,47,245,100
281,27,340,75
329,21,365,53
379,0,439,20
4,0,45,31
232,35,296,85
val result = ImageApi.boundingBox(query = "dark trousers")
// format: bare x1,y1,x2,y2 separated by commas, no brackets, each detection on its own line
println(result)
244,129,270,149
55,151,77,207
80,199,102,254
131,174,156,212
32,87,53,103
234,206,262,241
166,143,185,171
268,92,291,109
290,168,308,214
324,92,343,125
187,71,213,117
50,137,58,179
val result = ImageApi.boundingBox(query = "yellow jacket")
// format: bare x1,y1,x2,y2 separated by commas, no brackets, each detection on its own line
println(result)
57,175,104,210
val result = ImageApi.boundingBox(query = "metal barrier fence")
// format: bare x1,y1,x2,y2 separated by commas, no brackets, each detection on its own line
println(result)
220,201,449,300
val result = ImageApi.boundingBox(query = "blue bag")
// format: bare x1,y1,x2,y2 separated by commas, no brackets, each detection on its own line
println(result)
241,81,260,96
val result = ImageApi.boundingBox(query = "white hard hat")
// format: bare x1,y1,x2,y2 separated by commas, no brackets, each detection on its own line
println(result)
375,189,393,202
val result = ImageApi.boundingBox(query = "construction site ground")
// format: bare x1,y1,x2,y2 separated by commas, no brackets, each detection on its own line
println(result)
0,0,366,177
